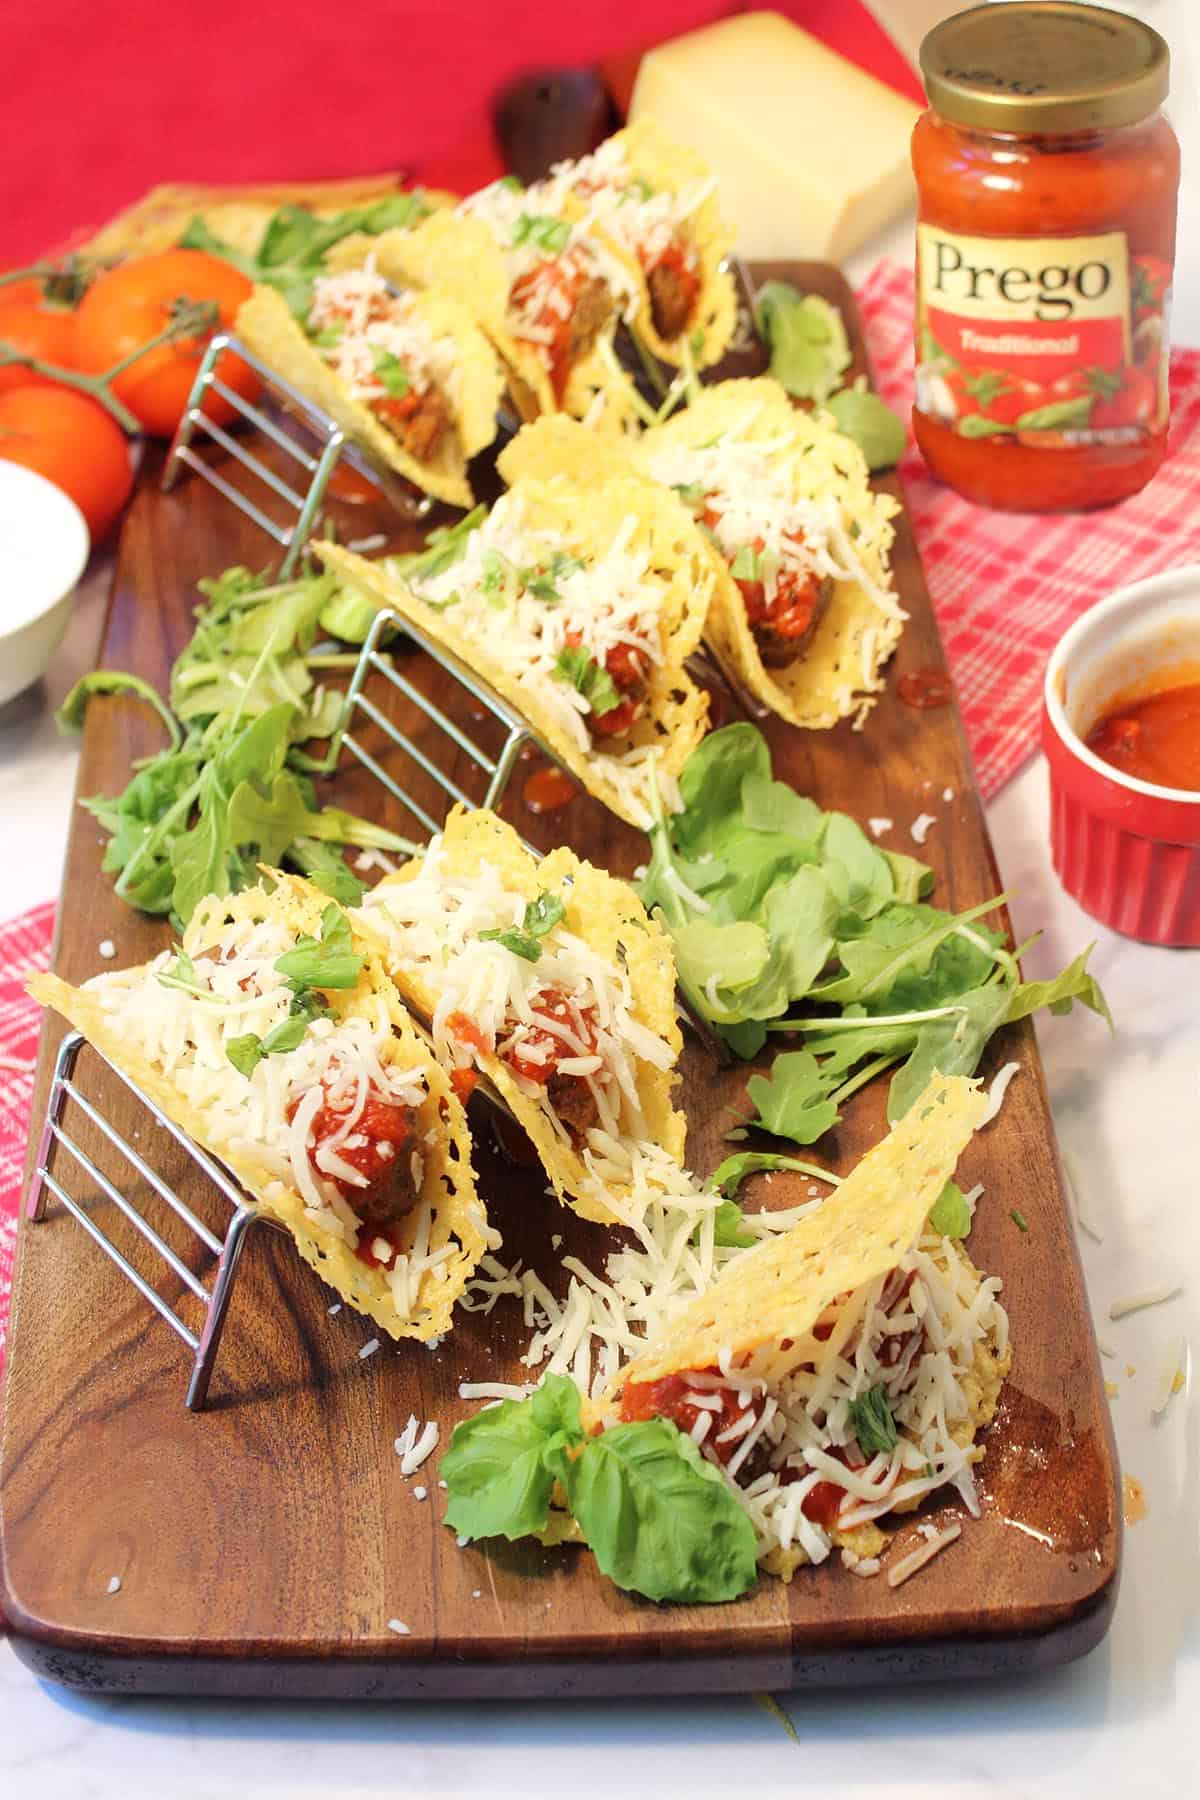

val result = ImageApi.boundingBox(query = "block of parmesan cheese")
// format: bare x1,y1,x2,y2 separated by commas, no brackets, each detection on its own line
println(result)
629,11,919,263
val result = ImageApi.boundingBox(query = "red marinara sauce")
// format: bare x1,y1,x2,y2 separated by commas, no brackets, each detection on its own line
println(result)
912,5,1178,513
1086,676,1200,792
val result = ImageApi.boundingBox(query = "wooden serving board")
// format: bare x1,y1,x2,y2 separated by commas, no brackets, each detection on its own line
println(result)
0,265,1120,1698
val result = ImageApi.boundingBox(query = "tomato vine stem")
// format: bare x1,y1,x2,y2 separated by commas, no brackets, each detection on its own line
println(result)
0,287,220,436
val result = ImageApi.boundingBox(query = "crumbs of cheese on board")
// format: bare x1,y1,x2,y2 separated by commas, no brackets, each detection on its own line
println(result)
910,813,937,845
868,817,893,837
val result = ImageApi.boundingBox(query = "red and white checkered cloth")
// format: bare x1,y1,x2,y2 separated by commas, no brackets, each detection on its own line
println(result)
861,259,1200,794
2,257,1200,1352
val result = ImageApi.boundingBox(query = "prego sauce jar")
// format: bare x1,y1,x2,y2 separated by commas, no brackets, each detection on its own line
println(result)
912,3,1179,512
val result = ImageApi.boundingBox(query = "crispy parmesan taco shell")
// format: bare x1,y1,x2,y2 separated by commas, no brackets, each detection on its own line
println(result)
557,119,737,368
315,473,713,831
329,213,557,422
84,173,453,262
500,385,905,730
589,1074,990,1410
637,380,905,729
29,875,487,1342
356,808,684,1227
235,284,504,509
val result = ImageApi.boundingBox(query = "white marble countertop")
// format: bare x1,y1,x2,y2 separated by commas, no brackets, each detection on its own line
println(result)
3,3,1199,1793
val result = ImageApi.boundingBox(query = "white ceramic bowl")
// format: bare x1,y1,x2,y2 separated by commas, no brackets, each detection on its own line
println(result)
0,462,90,707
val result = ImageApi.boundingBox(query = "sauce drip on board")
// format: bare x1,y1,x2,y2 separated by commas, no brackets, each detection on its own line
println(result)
897,668,953,710
524,762,577,814
1086,679,1200,791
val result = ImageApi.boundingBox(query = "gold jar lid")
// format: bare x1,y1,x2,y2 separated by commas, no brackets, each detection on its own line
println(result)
921,3,1170,133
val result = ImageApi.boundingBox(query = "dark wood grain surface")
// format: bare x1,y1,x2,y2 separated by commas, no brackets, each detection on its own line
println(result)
0,265,1120,1697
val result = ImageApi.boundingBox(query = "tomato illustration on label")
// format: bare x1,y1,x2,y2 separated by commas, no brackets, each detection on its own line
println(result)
914,226,1171,448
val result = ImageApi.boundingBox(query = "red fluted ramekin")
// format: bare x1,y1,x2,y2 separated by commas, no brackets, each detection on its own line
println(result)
1043,565,1200,946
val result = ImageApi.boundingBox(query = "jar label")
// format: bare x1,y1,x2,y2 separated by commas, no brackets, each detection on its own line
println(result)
915,225,1170,445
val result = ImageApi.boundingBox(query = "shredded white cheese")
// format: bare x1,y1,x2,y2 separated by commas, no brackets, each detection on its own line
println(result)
910,813,937,846
886,1522,962,1587
1109,1284,1184,1321
979,1061,1020,1126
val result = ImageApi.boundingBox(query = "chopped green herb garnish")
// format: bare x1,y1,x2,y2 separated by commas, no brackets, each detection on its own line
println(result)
370,347,410,398
479,891,566,962
521,551,584,603
274,903,363,993
729,544,762,583
554,645,621,719
1011,1207,1030,1233
671,480,706,509
846,1385,898,1456
512,213,571,254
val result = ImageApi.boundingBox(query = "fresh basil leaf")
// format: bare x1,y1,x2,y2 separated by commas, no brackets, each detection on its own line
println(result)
442,1375,583,1542
554,645,621,719
754,284,850,404
274,903,363,992
744,1050,840,1146
846,1385,897,1456
928,1179,971,1238
825,387,906,471
564,1419,758,1604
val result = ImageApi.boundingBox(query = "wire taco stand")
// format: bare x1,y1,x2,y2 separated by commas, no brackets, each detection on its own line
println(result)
162,330,436,577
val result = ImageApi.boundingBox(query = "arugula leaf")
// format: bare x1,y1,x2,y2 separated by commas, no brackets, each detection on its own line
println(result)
564,1419,758,1604
388,505,486,588
442,1376,582,1542
58,671,183,751
754,283,851,404
156,949,205,997
479,891,566,962
288,838,366,906
1001,948,1113,1030
928,1179,971,1238
846,1386,898,1456
744,1051,840,1145
708,1151,838,1198
554,645,621,718
692,1198,756,1248
825,387,906,471
671,917,770,1001
274,904,363,993
180,191,431,317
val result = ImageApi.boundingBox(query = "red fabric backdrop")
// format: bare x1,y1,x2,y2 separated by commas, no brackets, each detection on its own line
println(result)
9,2,921,263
